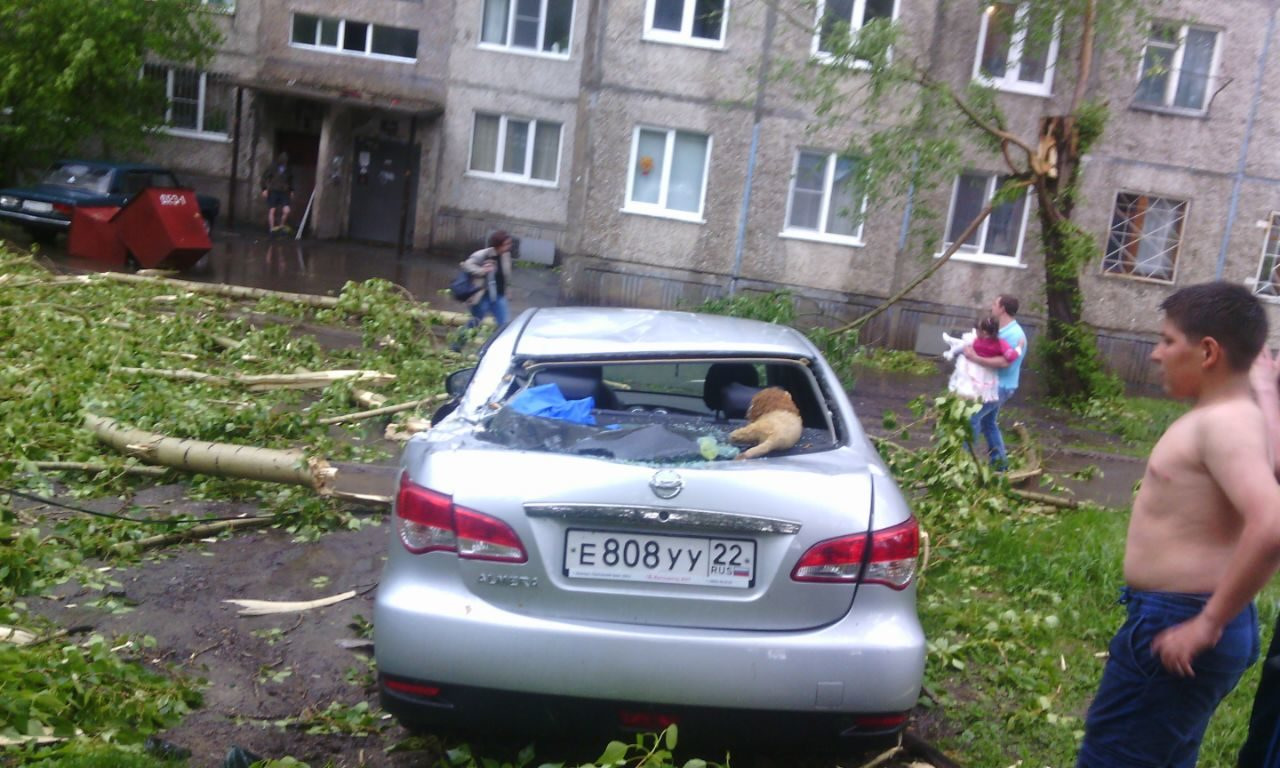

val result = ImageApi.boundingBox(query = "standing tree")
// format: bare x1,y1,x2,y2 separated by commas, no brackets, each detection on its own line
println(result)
793,0,1151,404
0,0,221,181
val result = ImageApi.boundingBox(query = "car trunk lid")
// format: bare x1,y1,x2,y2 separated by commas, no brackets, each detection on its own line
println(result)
412,447,876,631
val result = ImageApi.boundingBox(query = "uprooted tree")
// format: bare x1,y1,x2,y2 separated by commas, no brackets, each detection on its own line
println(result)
782,0,1156,404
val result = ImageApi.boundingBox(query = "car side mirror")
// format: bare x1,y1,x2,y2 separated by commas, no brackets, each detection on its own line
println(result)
445,368,475,397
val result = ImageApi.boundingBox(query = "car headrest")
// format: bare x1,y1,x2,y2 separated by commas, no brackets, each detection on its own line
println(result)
533,366,604,403
703,363,760,414
720,381,764,420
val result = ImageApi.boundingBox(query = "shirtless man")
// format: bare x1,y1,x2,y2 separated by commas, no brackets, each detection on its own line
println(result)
1077,282,1280,768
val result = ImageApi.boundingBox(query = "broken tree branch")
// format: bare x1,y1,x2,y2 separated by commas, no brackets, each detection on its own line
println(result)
33,461,170,478
97,271,473,326
318,393,448,425
83,413,336,493
114,366,395,391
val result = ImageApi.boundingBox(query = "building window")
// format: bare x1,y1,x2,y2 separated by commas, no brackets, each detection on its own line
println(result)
942,171,1030,265
1134,22,1218,112
973,2,1058,96
1103,192,1188,282
468,113,562,185
624,126,711,221
644,0,727,48
291,14,419,61
813,0,896,60
480,0,574,56
782,150,865,244
143,64,232,138
1255,214,1280,298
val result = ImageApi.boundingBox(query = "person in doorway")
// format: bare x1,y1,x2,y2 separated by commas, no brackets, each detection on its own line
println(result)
260,152,294,235
1076,281,1280,768
1236,346,1280,768
453,230,513,349
962,294,1027,470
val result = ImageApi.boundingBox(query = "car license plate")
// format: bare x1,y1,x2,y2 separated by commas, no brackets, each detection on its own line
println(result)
21,200,52,213
564,529,755,588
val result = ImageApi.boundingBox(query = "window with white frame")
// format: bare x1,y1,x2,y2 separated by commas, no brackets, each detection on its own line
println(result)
813,0,896,59
942,172,1030,264
291,14,419,61
1134,22,1218,112
1103,192,1188,282
645,0,727,47
783,150,865,243
1254,213,1280,298
468,113,562,185
624,126,711,220
973,2,1058,96
480,0,574,56
143,64,232,138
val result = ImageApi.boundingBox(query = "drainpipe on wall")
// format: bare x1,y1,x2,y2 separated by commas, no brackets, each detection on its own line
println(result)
729,121,761,297
1215,6,1276,280
729,0,778,297
228,86,243,228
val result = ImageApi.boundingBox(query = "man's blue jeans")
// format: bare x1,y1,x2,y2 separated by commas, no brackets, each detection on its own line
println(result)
1077,588,1259,768
970,386,1015,467
467,294,509,329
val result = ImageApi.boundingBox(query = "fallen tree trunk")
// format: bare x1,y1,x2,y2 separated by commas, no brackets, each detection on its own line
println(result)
84,413,335,493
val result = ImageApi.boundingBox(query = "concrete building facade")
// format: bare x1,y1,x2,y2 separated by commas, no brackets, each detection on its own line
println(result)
143,0,1280,387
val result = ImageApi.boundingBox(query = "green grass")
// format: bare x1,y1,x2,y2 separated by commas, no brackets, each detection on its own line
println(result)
919,501,1280,766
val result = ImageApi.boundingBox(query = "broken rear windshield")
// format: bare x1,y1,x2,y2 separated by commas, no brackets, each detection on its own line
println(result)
475,359,839,464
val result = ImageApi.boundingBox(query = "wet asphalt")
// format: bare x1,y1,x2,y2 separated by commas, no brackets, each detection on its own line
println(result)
181,228,563,313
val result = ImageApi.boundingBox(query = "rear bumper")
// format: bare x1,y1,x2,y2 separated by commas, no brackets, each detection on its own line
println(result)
380,676,908,747
374,578,925,722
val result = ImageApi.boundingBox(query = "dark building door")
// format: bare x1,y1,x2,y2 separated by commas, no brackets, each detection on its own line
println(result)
274,131,320,231
348,136,419,245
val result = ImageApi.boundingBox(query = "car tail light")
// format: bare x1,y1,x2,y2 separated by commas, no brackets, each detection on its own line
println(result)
395,474,527,562
52,203,73,216
791,517,918,588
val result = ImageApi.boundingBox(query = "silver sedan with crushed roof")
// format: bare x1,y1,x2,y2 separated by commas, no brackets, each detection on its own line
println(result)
374,307,924,746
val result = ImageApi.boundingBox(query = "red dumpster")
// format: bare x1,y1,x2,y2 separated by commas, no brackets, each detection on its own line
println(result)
67,206,126,267
113,187,212,269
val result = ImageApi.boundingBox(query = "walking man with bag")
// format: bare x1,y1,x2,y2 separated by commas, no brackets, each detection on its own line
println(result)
451,231,513,350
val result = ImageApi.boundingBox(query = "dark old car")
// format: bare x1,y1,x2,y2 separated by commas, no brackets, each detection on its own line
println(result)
0,160,220,241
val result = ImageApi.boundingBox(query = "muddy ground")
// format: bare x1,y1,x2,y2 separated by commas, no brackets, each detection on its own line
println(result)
14,364,1146,768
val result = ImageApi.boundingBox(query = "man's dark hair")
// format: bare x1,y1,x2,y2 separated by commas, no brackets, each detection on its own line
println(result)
997,294,1019,316
488,230,511,249
1160,281,1268,372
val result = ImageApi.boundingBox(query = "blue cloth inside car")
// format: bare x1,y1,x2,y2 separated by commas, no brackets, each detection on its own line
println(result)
508,383,596,425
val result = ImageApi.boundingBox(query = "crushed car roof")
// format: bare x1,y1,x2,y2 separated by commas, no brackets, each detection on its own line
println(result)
512,307,817,359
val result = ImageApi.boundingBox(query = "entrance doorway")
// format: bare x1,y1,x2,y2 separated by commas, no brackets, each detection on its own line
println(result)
274,131,319,234
348,136,419,245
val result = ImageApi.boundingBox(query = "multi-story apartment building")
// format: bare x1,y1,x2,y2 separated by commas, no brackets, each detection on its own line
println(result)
145,0,1280,387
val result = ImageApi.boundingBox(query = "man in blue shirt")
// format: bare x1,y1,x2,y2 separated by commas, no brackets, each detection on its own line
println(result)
963,294,1028,470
